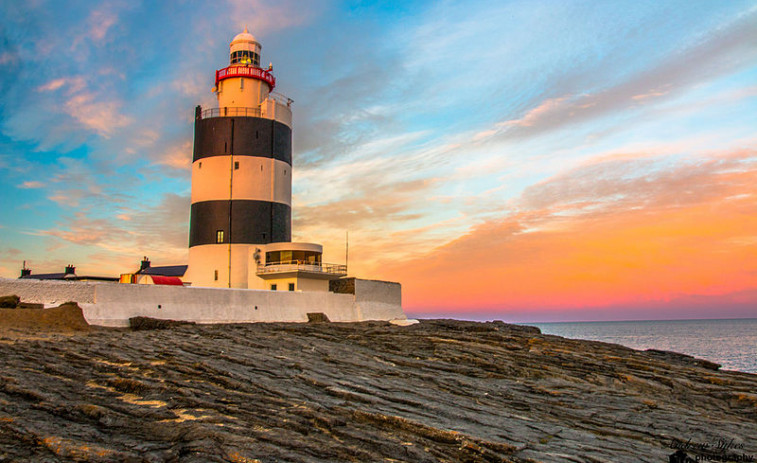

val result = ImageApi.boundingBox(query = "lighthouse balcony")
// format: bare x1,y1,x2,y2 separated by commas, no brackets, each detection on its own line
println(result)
197,97,292,128
198,106,262,118
256,262,347,280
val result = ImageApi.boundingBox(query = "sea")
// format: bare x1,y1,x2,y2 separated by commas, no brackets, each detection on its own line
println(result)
530,318,757,374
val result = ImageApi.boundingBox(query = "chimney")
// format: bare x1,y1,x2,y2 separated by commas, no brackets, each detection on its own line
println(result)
140,256,150,271
20,268,31,277
64,265,76,275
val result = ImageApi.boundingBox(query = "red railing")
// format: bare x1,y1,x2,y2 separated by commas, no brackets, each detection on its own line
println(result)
215,66,275,90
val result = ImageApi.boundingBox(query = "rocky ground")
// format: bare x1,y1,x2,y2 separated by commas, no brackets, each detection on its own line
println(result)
0,306,755,462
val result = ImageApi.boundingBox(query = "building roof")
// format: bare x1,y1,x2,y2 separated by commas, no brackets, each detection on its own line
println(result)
20,274,118,282
232,26,257,44
137,265,188,277
20,273,70,280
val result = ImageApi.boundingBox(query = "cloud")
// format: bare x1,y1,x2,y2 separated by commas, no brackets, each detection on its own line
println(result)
41,216,116,245
475,8,757,142
34,192,190,275
0,51,17,65
157,141,192,170
88,9,118,41
37,79,68,92
19,181,44,189
378,147,757,316
10,73,131,142
631,89,670,101
227,0,322,34
64,91,133,137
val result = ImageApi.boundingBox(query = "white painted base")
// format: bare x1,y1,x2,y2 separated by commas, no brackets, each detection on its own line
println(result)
0,278,406,327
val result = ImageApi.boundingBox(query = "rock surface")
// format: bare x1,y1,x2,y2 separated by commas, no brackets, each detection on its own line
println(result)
0,302,90,333
0,318,755,462
0,295,20,309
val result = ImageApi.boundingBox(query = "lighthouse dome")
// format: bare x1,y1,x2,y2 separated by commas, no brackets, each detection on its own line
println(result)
229,26,261,66
231,27,257,46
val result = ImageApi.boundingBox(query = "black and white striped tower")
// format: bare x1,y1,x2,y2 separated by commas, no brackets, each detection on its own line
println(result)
186,28,293,288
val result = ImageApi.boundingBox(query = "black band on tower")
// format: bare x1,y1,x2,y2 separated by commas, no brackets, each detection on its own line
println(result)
189,200,291,247
193,117,291,164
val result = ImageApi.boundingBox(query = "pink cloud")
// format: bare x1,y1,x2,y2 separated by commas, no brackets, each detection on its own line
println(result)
64,92,132,137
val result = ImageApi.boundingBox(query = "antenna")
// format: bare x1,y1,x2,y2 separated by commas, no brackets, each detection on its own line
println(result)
345,231,349,272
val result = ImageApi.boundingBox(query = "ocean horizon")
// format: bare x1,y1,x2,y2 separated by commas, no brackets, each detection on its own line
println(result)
529,317,757,374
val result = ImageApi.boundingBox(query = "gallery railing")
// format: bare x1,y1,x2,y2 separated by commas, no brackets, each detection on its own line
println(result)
256,262,347,276
198,107,262,119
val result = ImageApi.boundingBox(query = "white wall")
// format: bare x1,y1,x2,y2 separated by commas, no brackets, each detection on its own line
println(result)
186,243,252,289
352,279,405,321
261,99,293,128
217,77,269,109
0,278,97,305
83,283,358,327
191,156,291,205
0,277,405,327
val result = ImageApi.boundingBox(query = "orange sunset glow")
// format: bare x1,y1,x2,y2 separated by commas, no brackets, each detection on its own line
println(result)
376,149,757,321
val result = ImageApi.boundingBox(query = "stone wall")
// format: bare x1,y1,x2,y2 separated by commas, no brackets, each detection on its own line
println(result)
329,278,356,294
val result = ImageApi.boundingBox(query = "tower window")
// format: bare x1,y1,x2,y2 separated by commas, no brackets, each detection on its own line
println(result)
214,270,219,281
216,230,225,243
198,162,202,169
270,284,277,291
240,79,244,90
288,283,295,291
230,50,260,66
234,161,240,170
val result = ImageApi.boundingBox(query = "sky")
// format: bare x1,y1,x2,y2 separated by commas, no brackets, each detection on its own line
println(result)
1,0,756,322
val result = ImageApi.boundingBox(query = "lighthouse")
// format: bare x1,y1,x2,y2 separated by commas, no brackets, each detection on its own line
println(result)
185,28,346,290
6,27,406,324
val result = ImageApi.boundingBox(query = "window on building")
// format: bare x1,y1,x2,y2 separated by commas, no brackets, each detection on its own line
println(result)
198,162,202,169
234,161,239,170
230,50,260,66
214,270,218,281
288,283,295,291
265,250,322,265
216,230,224,243
270,284,277,291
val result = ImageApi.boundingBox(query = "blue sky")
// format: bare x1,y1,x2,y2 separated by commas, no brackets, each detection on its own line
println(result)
1,1,756,321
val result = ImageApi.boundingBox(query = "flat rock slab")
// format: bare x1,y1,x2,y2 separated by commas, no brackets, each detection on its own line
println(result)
0,319,755,462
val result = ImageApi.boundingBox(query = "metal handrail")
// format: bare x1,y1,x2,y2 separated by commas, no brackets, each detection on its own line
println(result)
257,262,347,275
199,107,262,119
269,92,294,106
